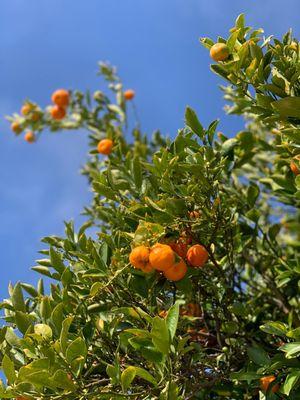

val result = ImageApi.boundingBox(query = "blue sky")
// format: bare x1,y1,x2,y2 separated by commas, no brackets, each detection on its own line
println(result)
0,0,300,300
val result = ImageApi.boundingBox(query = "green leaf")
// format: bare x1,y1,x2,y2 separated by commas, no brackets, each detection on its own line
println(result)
121,366,136,391
271,97,300,118
283,369,300,395
51,302,64,335
166,302,180,340
11,282,25,312
51,369,77,391
60,316,74,354
50,247,65,273
280,343,300,358
2,355,16,384
185,106,204,139
15,311,35,334
132,156,143,189
93,182,117,201
260,321,288,336
121,366,156,391
247,346,270,366
151,317,170,355
66,337,87,364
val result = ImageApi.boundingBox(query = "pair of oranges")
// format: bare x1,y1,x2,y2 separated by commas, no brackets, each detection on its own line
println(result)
50,89,70,120
129,242,209,282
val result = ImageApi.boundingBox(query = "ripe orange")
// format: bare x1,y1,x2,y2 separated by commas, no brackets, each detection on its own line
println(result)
51,89,70,107
24,131,35,143
97,139,114,155
30,111,41,122
159,310,168,318
189,210,201,219
210,43,230,62
260,376,279,393
129,245,150,269
21,103,34,116
181,303,202,317
124,89,135,101
163,259,187,281
290,161,300,176
11,121,22,134
50,105,66,120
149,243,175,271
187,244,208,268
169,239,188,258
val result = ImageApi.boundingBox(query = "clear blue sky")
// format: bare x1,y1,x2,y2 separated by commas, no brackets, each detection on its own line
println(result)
0,0,299,299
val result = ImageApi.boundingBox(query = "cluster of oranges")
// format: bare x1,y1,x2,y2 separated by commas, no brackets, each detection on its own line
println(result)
96,89,135,155
129,239,209,282
50,89,70,121
11,102,42,143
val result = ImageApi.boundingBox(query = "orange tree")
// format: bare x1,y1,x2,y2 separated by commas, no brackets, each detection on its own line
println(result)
2,14,300,399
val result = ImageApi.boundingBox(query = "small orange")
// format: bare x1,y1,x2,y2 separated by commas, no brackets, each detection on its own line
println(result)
97,139,114,155
189,210,201,219
11,121,23,134
159,310,168,318
30,111,42,122
290,161,300,176
21,103,34,116
149,243,175,271
181,303,202,317
169,240,188,258
24,131,35,143
140,262,154,274
50,105,66,120
260,376,280,393
124,89,135,101
163,259,187,281
129,245,150,270
187,244,208,268
51,89,70,107
210,43,230,62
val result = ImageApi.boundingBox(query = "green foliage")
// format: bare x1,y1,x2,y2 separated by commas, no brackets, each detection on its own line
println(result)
1,14,300,399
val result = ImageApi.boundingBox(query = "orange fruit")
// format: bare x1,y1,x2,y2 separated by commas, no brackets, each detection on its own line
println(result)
129,245,150,270
124,89,135,101
149,243,175,271
260,376,280,393
169,239,188,258
21,103,34,116
97,139,114,155
51,89,70,107
159,310,168,318
50,105,66,120
210,43,230,62
163,259,187,281
24,131,35,143
187,244,208,268
140,262,154,274
11,121,22,134
181,303,202,317
290,161,300,176
30,111,41,122
189,210,201,219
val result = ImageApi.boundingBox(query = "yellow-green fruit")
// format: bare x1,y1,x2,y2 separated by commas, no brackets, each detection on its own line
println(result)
210,43,230,62
290,41,298,51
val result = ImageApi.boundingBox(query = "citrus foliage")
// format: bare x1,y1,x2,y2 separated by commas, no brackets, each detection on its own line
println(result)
2,14,300,399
